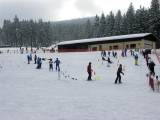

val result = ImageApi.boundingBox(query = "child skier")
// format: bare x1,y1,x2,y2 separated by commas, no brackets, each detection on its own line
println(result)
87,62,93,81
155,76,160,92
27,54,30,64
149,72,155,91
54,58,60,71
107,57,112,64
30,53,32,61
36,57,42,69
49,59,53,71
134,54,138,65
34,54,37,64
115,64,124,84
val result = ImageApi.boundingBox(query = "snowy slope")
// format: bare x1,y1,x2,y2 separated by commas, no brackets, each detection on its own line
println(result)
0,50,160,120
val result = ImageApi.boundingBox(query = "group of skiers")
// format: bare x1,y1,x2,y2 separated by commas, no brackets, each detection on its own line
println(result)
26,49,160,91
143,50,160,92
87,50,124,82
48,58,60,71
87,60,124,83
27,53,61,71
88,48,160,91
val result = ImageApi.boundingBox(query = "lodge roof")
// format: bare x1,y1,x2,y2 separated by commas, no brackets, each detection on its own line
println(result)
57,33,155,46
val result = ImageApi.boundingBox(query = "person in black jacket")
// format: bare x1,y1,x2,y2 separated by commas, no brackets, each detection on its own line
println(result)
115,64,124,84
34,54,37,64
148,60,155,74
87,62,92,81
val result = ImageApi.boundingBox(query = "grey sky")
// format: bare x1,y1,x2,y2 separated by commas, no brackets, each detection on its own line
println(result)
0,0,151,27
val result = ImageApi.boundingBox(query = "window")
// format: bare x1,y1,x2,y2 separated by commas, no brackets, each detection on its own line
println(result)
126,45,129,49
109,46,112,50
130,44,136,49
99,45,102,51
113,45,118,50
92,47,97,51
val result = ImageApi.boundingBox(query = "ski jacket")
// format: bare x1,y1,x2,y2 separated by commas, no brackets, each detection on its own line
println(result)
49,60,53,65
54,59,60,65
135,55,138,60
117,66,123,75
87,64,92,73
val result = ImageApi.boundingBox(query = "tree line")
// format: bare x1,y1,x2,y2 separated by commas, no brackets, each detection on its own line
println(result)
0,0,160,48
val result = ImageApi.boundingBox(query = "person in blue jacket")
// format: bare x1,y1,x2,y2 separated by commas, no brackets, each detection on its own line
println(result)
54,58,60,71
36,57,42,69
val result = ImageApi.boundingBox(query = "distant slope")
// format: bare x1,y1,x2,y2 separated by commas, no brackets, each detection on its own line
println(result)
51,17,95,25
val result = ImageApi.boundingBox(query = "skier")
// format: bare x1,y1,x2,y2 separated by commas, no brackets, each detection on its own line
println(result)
101,50,104,57
145,54,149,66
112,51,115,57
101,55,107,64
148,60,155,75
34,54,37,64
130,49,133,56
54,58,60,71
49,59,53,71
107,57,112,64
115,52,117,58
87,62,92,81
103,50,106,57
27,54,30,64
124,48,127,57
134,54,138,65
36,57,42,69
121,50,124,57
115,64,124,84
155,75,160,92
149,72,155,91
30,53,32,61
108,51,110,57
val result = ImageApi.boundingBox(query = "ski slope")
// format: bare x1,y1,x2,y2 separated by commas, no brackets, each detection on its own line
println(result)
0,49,160,120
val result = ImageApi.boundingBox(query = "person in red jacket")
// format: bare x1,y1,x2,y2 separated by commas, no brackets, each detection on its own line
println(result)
87,62,92,81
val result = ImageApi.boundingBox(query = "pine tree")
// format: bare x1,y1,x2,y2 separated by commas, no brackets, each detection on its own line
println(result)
105,11,115,36
93,15,100,37
135,6,149,33
126,3,136,34
85,19,93,38
99,13,106,37
120,14,127,35
149,0,160,34
12,15,20,46
113,10,122,35
149,0,160,47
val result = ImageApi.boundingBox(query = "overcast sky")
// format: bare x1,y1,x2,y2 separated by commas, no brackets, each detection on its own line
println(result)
0,0,151,26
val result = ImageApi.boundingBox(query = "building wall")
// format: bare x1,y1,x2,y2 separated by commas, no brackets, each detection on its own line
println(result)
89,40,144,51
58,37,156,52
142,39,156,49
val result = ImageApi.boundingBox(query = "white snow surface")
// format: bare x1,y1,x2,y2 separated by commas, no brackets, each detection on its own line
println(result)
0,50,160,120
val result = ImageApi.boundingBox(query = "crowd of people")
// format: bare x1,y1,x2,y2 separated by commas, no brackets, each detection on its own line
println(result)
1,47,159,92
26,53,61,72
87,49,160,92
142,49,160,92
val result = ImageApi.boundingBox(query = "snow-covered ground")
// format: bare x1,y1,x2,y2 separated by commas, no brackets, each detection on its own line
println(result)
0,49,160,120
